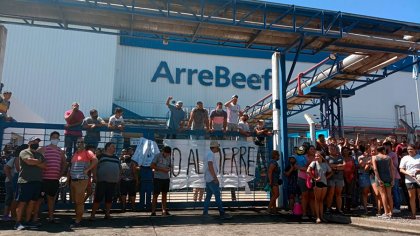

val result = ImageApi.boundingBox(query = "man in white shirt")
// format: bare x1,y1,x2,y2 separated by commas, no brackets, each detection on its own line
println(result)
224,95,242,140
202,140,231,219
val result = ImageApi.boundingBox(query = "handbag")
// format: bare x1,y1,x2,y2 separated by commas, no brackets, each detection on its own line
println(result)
305,161,317,189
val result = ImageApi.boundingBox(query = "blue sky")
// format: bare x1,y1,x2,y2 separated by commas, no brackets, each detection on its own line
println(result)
270,0,419,23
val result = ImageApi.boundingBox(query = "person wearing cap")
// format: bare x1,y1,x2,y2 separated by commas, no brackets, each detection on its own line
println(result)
64,102,85,161
150,146,172,216
37,131,67,223
0,90,14,122
14,137,45,230
224,95,243,140
203,140,232,219
166,96,186,139
187,101,209,140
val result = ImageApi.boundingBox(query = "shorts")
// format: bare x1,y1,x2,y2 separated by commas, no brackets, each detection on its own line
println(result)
43,179,59,197
94,182,117,203
359,173,371,188
327,179,344,188
406,182,420,189
297,178,308,193
120,180,137,197
315,182,328,188
153,178,170,194
16,182,42,202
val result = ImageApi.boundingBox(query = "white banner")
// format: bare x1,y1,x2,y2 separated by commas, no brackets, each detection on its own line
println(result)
164,139,257,190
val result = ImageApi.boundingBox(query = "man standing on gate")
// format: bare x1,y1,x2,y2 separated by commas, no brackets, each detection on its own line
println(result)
83,109,106,149
64,102,85,161
224,95,242,139
166,96,186,139
187,101,209,140
203,140,232,219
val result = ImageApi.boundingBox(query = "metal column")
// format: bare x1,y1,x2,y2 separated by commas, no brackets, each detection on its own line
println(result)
320,96,343,137
272,52,288,208
0,25,7,84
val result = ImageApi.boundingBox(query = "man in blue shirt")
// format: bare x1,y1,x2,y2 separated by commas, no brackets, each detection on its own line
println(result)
166,96,186,139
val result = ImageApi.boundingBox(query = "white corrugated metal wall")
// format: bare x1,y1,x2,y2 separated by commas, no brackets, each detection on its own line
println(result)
2,25,117,123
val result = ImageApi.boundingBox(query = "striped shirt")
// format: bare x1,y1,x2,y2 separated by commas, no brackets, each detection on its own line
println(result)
42,145,63,180
70,150,95,180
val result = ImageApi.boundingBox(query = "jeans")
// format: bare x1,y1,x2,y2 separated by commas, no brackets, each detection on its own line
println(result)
392,179,401,210
64,135,79,161
111,134,124,157
84,136,99,149
203,181,225,216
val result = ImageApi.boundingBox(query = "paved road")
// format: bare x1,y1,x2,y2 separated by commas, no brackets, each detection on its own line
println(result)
0,209,417,236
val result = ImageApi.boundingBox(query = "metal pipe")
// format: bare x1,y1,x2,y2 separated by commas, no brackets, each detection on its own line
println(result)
286,54,369,98
304,113,315,144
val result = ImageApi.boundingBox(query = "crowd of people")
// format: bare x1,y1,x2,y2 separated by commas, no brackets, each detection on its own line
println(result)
1,94,419,231
284,134,420,223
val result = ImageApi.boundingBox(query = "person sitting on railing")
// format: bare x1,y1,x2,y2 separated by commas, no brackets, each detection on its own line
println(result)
187,101,209,140
165,96,186,139
224,95,243,140
0,90,14,122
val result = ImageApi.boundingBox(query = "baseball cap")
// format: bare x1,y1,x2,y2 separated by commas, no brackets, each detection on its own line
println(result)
176,101,183,105
349,139,355,145
210,140,220,148
28,136,41,142
296,146,306,155
2,90,11,94
232,95,238,99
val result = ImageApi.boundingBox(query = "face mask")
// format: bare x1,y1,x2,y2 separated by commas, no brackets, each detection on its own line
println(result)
30,143,39,150
51,139,59,145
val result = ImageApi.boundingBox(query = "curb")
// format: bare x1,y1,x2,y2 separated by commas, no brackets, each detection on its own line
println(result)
350,217,420,234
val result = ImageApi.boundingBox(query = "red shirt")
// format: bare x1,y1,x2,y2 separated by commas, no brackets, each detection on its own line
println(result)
64,109,85,136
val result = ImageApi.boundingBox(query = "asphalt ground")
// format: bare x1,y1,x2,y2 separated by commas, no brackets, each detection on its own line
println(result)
0,208,419,236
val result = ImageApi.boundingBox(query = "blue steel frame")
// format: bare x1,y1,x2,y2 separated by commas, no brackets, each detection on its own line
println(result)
0,0,419,55
245,56,420,119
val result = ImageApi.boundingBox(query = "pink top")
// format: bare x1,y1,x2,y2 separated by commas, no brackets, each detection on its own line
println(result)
389,151,401,179
64,109,85,136
42,146,63,180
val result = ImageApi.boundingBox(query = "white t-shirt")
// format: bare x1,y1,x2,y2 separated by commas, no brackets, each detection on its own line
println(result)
109,115,124,136
399,154,420,183
226,103,241,124
237,120,250,141
204,150,219,183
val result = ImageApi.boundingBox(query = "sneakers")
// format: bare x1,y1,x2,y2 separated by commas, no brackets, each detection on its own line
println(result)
392,208,401,214
150,212,156,216
70,221,82,229
163,211,172,216
27,221,42,228
377,213,391,219
301,215,310,220
14,223,26,231
220,213,232,219
2,215,12,222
